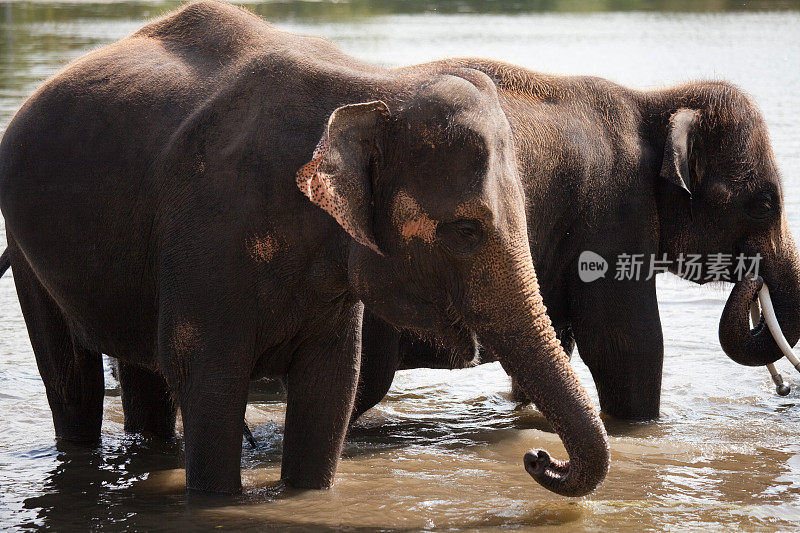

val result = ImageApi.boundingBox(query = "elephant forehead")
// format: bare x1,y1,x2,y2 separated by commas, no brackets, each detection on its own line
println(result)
417,123,448,149
391,190,438,243
454,198,493,220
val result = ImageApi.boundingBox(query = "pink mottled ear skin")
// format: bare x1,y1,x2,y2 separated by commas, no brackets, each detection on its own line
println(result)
296,137,383,255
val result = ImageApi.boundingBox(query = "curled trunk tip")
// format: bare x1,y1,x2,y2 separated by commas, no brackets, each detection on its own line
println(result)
719,276,800,366
522,427,609,497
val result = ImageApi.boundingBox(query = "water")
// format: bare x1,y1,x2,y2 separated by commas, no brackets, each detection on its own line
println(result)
1,1,800,530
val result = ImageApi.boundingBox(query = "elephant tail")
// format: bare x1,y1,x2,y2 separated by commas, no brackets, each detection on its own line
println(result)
0,248,9,278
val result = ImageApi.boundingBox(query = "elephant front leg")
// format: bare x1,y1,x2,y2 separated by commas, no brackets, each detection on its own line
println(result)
158,316,252,493
352,309,400,422
571,278,664,421
281,303,363,489
180,374,249,493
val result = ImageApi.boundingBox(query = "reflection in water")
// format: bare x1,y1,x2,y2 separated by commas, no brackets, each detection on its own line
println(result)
8,366,800,530
1,0,800,530
20,439,182,530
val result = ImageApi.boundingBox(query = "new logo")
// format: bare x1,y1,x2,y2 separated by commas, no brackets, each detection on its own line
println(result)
578,251,608,282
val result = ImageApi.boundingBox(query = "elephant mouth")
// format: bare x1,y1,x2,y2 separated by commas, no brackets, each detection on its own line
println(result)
439,324,481,368
438,305,482,368
401,316,480,370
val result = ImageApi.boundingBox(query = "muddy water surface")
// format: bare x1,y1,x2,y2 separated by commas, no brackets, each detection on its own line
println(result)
2,1,800,530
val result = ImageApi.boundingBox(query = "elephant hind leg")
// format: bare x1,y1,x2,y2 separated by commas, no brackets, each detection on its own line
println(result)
117,361,176,439
12,252,104,444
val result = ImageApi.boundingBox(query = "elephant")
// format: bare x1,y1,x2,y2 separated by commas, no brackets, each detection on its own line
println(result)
0,2,609,496
353,58,800,423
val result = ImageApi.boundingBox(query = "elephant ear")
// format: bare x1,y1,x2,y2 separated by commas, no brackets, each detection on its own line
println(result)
660,108,700,196
297,101,390,255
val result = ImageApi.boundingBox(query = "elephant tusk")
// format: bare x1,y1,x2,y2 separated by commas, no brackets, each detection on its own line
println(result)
748,301,785,394
757,284,800,370
751,284,797,396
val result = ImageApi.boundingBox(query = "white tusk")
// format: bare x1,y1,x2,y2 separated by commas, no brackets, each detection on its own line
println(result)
757,283,800,371
752,291,793,396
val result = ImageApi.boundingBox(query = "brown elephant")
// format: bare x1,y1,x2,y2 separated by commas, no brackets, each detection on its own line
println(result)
354,58,800,422
0,2,608,496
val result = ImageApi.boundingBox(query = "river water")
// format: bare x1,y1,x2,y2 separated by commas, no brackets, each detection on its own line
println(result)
1,1,800,530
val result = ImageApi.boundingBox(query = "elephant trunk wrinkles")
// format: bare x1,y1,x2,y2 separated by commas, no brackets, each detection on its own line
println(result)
719,225,800,366
469,243,609,497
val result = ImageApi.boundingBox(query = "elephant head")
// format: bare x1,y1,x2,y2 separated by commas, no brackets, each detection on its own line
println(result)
297,70,609,496
654,82,800,366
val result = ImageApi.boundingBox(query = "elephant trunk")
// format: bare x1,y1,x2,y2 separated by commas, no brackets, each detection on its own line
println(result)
468,243,609,497
719,223,800,366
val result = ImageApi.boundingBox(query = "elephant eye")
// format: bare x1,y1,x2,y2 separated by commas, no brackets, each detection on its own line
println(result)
746,191,775,220
437,218,485,258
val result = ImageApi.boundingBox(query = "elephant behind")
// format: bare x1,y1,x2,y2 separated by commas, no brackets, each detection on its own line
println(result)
354,58,800,423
